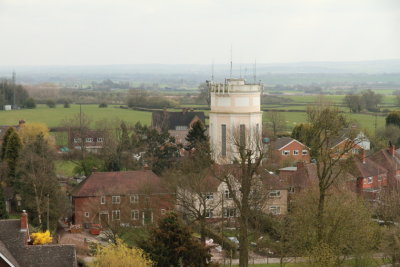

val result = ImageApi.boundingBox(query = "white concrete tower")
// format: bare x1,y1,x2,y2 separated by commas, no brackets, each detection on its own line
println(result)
208,78,263,164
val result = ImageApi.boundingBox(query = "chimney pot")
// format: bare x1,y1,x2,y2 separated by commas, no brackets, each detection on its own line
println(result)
361,149,366,164
20,210,28,230
389,144,396,157
296,161,305,169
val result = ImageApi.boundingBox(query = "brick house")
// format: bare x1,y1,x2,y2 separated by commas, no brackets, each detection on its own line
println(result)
0,211,77,267
72,170,173,226
370,144,400,188
68,129,105,152
270,137,310,165
329,136,364,160
152,110,205,144
350,152,388,202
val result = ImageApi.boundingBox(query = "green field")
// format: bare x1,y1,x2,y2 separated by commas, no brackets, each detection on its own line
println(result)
0,95,394,134
0,104,151,127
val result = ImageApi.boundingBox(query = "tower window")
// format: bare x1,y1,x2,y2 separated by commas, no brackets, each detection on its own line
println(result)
221,124,226,156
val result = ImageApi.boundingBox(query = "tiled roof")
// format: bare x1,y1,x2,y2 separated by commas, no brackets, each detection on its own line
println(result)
351,157,387,178
287,163,319,189
0,240,19,267
270,137,295,150
0,219,76,267
261,171,288,190
152,111,205,131
72,170,167,197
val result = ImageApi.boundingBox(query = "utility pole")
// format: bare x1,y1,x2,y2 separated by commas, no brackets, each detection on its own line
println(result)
47,194,50,231
12,71,16,109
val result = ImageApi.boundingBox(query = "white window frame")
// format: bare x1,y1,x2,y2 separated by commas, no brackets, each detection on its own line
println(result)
204,192,214,200
161,209,166,215
175,125,188,130
224,190,233,199
368,176,373,184
378,175,382,181
130,195,139,204
100,196,106,204
269,190,281,198
223,208,236,218
205,209,213,218
85,137,93,143
97,137,104,142
270,206,281,215
293,150,299,155
84,212,89,218
112,210,120,220
131,210,139,220
302,149,308,155
282,150,290,156
112,196,121,204
73,138,80,143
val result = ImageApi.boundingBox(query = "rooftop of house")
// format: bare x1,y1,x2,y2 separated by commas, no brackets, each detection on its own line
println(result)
72,170,168,197
0,217,76,267
261,170,288,190
351,157,388,178
151,110,205,131
370,146,400,172
270,137,308,150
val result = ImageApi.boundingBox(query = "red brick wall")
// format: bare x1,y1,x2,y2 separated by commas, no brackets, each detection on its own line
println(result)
276,141,310,163
358,174,388,190
73,194,174,226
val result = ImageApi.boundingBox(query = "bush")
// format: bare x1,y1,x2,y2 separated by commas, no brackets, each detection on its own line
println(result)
99,102,108,108
23,98,36,109
46,100,56,108
64,102,70,108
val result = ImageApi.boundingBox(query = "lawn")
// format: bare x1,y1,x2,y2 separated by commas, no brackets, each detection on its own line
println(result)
0,104,151,128
263,111,386,133
55,160,77,176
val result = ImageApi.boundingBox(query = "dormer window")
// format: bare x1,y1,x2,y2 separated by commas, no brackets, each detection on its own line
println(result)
175,126,188,130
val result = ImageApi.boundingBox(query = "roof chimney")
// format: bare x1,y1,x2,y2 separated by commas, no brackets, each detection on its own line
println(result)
20,210,30,245
296,161,305,170
20,210,28,231
361,149,366,164
389,143,396,157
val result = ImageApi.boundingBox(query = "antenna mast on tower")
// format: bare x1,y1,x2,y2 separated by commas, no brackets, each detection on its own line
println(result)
253,59,257,83
230,45,233,78
211,60,214,81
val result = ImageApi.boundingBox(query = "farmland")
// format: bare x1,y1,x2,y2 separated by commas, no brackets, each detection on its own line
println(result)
0,104,151,127
0,93,396,133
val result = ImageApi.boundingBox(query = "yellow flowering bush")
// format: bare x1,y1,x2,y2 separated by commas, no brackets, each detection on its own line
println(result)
31,230,53,245
90,239,152,267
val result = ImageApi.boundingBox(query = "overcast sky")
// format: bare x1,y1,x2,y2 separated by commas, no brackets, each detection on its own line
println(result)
0,0,399,65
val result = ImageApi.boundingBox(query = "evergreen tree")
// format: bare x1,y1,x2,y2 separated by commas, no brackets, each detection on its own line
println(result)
4,131,22,180
18,134,66,230
139,212,211,267
386,111,400,128
185,121,208,151
0,187,9,219
1,127,15,160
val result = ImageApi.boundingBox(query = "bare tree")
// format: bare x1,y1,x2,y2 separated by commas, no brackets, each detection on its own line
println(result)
213,126,266,267
166,143,218,245
265,110,286,137
197,83,211,108
306,105,359,241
